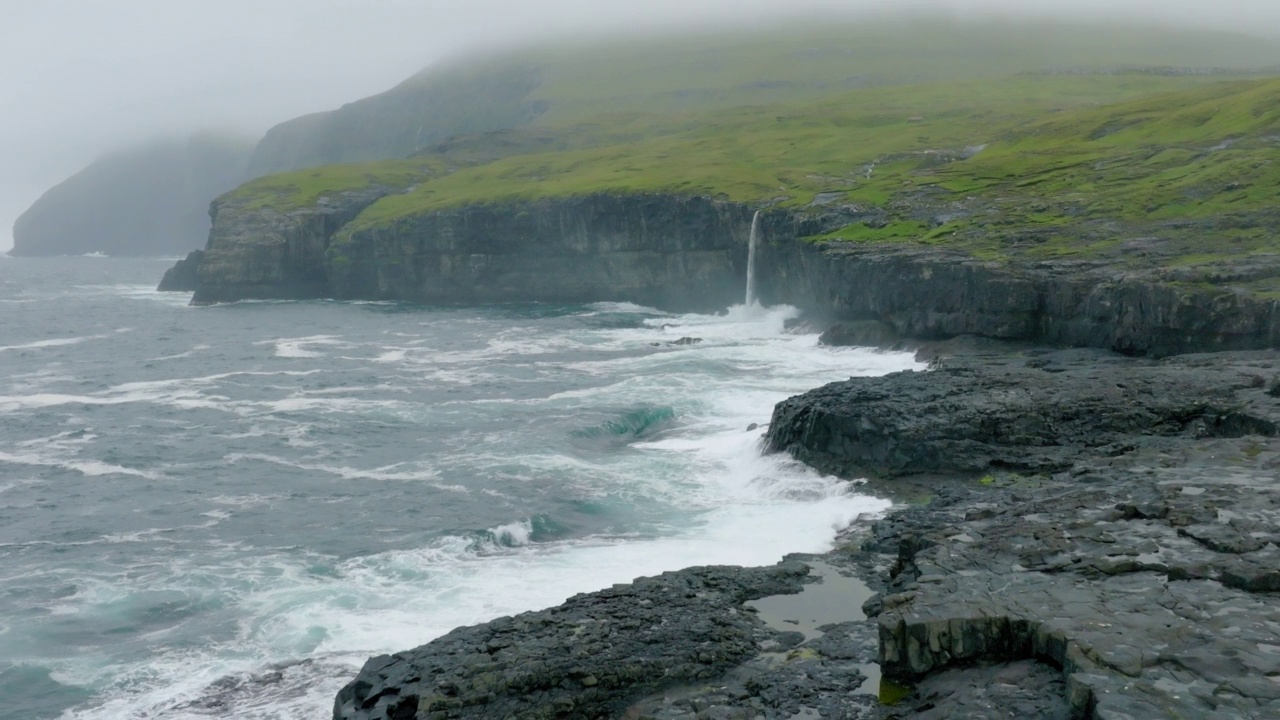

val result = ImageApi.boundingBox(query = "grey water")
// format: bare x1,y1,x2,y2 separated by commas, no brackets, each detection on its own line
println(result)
0,256,918,719
745,210,762,307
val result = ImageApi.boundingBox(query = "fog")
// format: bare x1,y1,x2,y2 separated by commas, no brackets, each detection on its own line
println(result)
3,0,1279,252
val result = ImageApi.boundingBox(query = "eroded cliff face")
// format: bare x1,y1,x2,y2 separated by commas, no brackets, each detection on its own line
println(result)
750,216,1280,357
193,193,753,311
191,188,392,305
326,195,751,310
187,194,1280,356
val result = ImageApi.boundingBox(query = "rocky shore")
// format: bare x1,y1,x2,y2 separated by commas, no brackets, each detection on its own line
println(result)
333,342,1280,719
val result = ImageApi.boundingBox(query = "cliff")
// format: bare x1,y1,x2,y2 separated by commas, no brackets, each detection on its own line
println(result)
193,192,750,310
157,250,205,291
755,234,1280,358
10,134,254,257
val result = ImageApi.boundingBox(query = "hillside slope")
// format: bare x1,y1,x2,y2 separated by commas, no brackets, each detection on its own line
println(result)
11,135,254,257
243,19,1280,177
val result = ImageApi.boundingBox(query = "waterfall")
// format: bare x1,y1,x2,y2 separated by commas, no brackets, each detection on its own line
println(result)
745,211,761,307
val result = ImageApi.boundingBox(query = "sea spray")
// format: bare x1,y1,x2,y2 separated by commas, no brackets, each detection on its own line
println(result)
745,211,761,307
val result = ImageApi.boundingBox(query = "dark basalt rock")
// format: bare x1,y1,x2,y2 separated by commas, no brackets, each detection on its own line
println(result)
764,348,1280,719
756,237,1280,357
157,250,204,291
765,349,1280,479
866,456,1280,719
333,564,810,720
817,320,901,349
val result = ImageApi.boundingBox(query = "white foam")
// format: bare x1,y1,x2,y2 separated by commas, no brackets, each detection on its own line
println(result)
147,345,209,362
0,335,105,352
0,451,159,479
586,301,669,315
225,453,447,484
489,519,534,547
0,369,328,414
258,335,350,359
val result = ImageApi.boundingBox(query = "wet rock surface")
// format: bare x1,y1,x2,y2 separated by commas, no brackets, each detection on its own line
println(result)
334,564,815,720
770,348,1280,719
766,348,1280,479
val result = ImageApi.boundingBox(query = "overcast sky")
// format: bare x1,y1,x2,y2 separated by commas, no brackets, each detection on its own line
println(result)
3,0,1280,252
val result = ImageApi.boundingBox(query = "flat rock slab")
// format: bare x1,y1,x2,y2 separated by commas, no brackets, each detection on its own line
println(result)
872,457,1280,718
333,564,810,720
766,349,1280,479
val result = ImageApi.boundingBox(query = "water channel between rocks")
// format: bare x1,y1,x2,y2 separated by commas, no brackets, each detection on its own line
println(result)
747,561,881,696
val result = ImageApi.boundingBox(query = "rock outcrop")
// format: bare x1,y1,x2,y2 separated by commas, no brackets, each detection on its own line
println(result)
333,564,810,720
157,250,204,291
192,194,752,311
191,187,395,305
768,348,1280,718
755,232,1280,357
764,348,1280,479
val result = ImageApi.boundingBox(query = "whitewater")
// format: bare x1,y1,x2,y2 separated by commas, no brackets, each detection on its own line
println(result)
0,257,923,719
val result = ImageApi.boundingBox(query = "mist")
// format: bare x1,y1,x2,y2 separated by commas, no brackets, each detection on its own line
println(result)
3,0,1279,252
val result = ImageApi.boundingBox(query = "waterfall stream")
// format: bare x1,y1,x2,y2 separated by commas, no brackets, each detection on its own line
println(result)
745,211,761,307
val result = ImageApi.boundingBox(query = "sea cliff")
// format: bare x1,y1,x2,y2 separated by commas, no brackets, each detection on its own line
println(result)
181,193,1280,357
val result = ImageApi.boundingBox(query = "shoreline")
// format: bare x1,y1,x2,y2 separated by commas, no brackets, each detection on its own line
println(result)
333,338,1280,719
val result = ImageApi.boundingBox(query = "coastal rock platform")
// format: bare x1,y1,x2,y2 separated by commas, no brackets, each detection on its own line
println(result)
774,347,1280,719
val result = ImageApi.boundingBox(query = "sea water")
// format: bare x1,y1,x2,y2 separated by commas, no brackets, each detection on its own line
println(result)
0,257,922,718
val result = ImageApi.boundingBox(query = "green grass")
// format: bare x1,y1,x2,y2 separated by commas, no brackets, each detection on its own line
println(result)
346,73,1255,230
226,159,440,212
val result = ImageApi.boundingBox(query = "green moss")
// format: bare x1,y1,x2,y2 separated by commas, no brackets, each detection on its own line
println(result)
227,159,439,212
785,648,821,662
812,221,933,244
879,678,914,706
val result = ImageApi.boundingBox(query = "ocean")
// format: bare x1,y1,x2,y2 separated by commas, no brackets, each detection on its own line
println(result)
0,256,920,719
